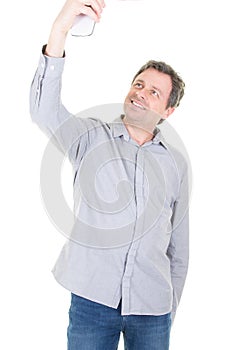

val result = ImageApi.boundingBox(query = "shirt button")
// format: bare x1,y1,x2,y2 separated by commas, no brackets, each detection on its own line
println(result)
50,65,55,71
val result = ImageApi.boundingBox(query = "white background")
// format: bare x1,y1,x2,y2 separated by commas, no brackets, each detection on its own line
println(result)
1,0,233,348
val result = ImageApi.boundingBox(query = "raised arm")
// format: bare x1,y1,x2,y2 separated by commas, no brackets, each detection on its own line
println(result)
30,0,105,158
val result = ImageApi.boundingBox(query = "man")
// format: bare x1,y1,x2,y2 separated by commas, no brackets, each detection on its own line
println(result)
30,1,189,349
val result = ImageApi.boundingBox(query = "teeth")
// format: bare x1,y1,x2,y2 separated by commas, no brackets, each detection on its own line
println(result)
132,101,145,109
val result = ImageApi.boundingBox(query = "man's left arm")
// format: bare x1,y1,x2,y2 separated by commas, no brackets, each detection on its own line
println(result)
167,162,190,325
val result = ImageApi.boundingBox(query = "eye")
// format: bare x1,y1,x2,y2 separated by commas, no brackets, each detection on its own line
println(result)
151,90,159,97
134,82,143,88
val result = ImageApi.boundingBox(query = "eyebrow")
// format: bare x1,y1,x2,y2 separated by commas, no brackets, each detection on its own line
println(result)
134,79,163,96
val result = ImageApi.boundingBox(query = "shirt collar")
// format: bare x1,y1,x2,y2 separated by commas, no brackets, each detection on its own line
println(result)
110,115,167,149
111,115,130,141
152,126,168,149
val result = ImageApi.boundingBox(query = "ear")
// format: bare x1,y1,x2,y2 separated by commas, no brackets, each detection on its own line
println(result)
162,107,175,120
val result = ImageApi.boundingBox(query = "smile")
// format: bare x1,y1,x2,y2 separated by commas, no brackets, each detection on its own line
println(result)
131,100,146,110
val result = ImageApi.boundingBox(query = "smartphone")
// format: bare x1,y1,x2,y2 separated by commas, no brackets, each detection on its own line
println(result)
71,15,95,37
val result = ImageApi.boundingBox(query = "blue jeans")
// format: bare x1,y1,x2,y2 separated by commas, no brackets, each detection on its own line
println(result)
67,293,171,350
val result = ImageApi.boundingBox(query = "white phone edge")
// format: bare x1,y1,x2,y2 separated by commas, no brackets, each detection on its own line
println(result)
71,15,96,37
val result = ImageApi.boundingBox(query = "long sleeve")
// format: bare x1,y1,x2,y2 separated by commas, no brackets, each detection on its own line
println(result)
29,46,91,164
30,46,69,137
167,161,189,325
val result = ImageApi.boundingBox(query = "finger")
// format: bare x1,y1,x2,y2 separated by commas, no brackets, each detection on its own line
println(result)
85,0,105,9
79,4,100,22
86,0,104,18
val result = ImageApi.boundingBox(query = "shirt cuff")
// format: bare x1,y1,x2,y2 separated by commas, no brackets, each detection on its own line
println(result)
42,44,65,58
36,44,66,78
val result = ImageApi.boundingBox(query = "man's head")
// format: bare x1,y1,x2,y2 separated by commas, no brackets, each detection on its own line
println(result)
124,60,185,128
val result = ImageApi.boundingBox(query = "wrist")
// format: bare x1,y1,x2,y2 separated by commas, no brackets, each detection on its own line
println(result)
46,24,67,58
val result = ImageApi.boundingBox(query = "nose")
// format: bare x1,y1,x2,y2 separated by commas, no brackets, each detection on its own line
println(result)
136,89,147,100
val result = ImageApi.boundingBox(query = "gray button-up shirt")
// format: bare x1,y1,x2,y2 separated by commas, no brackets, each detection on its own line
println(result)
30,50,189,323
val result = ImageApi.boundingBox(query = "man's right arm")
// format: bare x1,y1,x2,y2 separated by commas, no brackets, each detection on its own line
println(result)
30,0,105,156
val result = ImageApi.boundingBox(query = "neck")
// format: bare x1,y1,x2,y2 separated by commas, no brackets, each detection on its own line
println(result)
122,116,155,145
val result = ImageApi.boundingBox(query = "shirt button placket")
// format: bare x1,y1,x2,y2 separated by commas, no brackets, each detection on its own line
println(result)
121,148,144,315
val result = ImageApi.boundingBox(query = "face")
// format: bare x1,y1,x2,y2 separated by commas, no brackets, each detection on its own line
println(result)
124,68,175,131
